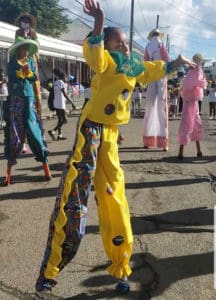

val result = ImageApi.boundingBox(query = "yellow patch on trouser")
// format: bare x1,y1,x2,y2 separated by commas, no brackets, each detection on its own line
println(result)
94,125,133,278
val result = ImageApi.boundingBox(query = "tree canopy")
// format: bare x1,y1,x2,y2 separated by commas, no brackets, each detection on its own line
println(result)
0,0,71,37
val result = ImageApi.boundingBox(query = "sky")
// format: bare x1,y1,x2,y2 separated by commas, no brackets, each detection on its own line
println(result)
59,0,216,65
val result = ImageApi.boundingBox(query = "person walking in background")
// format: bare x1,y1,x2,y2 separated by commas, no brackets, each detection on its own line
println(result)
83,80,91,108
198,97,204,115
2,39,51,186
142,28,170,151
208,81,216,119
168,84,180,118
34,1,195,298
177,54,207,160
48,69,76,141
0,69,8,128
131,82,142,117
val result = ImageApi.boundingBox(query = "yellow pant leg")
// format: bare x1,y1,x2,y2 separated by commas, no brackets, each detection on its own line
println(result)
93,125,133,279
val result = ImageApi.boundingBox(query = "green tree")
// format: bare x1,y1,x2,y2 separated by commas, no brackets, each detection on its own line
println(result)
0,0,71,37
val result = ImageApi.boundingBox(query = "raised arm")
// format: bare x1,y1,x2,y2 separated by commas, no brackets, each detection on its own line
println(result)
83,0,104,36
171,54,195,69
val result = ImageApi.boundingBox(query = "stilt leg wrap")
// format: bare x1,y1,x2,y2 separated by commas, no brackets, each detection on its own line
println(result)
6,165,12,185
1,165,12,186
43,163,52,181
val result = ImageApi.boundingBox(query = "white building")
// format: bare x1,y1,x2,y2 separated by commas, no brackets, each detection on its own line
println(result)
0,20,89,84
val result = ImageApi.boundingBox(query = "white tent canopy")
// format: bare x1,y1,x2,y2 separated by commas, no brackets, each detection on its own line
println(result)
0,21,84,61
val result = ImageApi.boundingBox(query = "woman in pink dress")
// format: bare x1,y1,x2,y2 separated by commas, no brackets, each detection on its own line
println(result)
177,54,207,159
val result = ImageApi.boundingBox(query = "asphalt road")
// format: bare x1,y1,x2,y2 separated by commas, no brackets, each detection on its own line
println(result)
0,98,215,299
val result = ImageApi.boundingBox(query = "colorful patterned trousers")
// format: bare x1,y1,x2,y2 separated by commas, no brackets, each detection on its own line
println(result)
3,95,48,165
36,119,133,288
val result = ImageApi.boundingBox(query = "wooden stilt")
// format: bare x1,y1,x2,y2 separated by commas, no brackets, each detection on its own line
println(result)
2,165,12,186
42,163,52,181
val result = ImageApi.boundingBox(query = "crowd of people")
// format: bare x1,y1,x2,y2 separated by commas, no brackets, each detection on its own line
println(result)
0,1,215,299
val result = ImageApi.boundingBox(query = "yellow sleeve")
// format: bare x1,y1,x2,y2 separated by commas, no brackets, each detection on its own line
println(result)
83,39,108,74
136,60,167,85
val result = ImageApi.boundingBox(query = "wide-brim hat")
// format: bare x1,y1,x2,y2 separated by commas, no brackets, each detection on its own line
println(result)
9,37,39,57
147,28,164,41
192,53,209,65
15,12,37,28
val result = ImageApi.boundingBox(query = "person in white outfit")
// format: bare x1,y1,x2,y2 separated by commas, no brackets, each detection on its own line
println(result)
142,28,170,151
132,82,142,116
208,82,216,119
48,69,76,141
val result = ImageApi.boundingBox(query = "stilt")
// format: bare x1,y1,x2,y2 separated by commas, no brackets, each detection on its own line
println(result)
6,165,12,185
1,164,12,186
42,162,52,181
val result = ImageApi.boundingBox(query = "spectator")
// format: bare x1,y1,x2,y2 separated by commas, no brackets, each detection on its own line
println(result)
0,69,8,128
208,81,216,119
48,69,76,141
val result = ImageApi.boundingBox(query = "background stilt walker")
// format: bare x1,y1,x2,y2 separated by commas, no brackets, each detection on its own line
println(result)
2,38,51,186
142,28,170,151
15,12,44,153
15,12,42,118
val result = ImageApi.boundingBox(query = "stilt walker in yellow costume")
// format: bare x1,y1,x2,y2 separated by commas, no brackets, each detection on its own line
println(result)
34,0,195,298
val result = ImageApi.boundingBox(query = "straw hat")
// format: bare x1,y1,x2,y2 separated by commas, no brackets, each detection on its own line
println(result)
9,37,39,57
15,12,37,28
192,53,208,65
147,28,165,41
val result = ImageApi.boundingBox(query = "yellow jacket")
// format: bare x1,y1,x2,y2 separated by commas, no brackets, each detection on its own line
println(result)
82,39,167,125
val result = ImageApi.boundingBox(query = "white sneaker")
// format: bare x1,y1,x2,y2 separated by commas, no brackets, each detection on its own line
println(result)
22,143,30,154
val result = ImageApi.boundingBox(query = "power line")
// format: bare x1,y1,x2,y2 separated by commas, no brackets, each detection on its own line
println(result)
134,26,147,43
69,1,129,28
116,0,129,29
61,7,93,24
137,0,151,31
161,0,216,30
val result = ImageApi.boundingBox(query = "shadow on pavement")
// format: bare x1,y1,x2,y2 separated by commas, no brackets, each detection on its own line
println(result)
0,176,211,201
65,250,213,299
125,177,210,189
131,206,213,234
86,206,213,236
0,186,58,201
119,155,216,165
0,251,212,300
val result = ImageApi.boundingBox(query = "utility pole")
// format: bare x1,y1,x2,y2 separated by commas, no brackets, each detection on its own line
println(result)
166,34,170,53
129,0,134,51
156,15,159,28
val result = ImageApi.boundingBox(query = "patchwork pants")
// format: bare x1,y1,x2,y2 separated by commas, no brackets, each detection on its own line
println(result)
3,95,48,165
36,119,133,286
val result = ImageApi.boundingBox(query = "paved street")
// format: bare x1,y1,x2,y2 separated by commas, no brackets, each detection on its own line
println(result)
0,98,215,299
